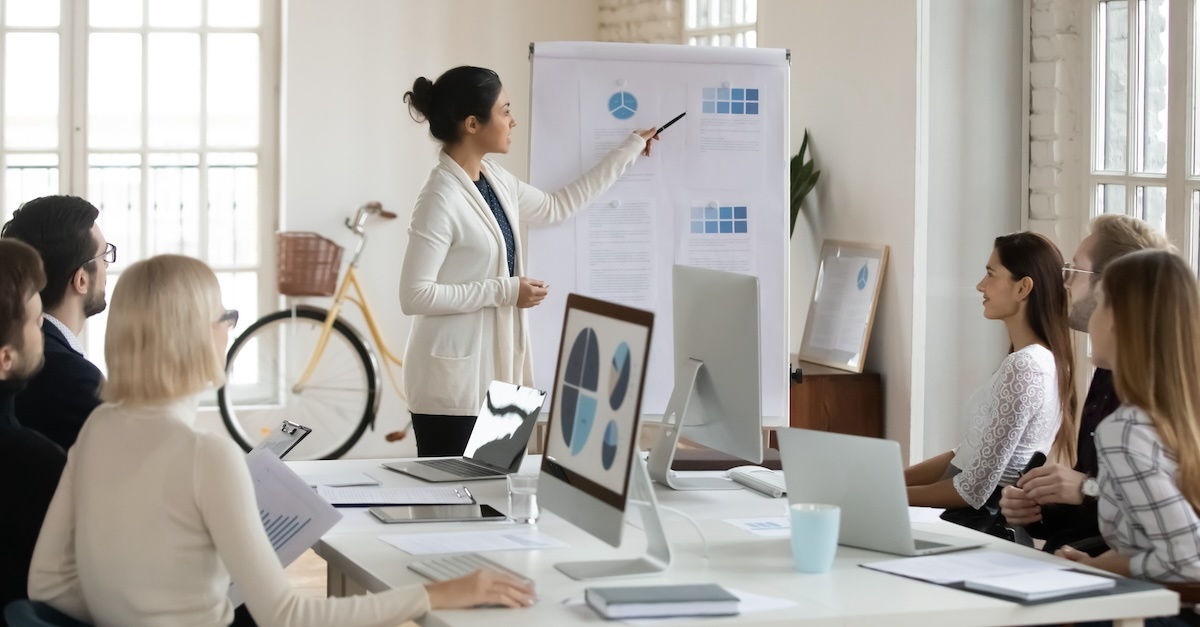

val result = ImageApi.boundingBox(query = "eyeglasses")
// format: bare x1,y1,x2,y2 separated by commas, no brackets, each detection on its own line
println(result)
1062,262,1096,283
217,309,239,329
83,242,117,267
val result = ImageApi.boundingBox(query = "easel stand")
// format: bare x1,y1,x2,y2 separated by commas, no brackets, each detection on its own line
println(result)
647,359,740,491
554,455,673,580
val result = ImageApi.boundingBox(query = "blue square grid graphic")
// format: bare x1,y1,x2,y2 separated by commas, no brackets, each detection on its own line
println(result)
701,85,760,115
692,206,749,236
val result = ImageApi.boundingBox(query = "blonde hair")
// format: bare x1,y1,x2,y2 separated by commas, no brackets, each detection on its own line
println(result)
1101,250,1200,514
1089,214,1173,277
103,255,225,404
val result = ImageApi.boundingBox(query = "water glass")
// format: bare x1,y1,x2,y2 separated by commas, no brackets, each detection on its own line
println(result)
789,503,840,573
507,474,539,524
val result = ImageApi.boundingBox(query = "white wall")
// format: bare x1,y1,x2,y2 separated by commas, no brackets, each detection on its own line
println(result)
919,0,1023,457
759,0,920,458
759,0,1023,461
282,0,600,457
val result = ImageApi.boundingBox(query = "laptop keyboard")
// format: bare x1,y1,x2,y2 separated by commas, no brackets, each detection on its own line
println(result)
408,552,529,583
417,458,503,478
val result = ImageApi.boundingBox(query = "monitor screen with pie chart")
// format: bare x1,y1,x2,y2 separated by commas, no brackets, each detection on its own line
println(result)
539,294,653,547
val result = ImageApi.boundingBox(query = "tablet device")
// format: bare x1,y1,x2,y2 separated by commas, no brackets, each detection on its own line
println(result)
368,503,506,524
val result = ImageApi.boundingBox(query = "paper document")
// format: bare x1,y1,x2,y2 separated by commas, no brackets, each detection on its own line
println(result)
724,516,791,538
317,485,474,507
579,77,660,184
808,256,880,355
303,472,380,488
678,203,755,274
231,449,344,604
861,550,1069,585
576,196,657,307
686,82,767,189
381,528,569,556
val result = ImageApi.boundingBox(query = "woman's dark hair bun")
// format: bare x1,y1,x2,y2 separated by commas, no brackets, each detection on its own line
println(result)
403,67,503,144
404,77,436,121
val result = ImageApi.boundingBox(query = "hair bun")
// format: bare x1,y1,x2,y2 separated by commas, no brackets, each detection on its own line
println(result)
404,77,435,120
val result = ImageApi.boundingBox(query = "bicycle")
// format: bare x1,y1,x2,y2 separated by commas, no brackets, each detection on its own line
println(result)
217,202,409,460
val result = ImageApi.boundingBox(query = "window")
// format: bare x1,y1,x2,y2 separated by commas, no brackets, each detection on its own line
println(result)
0,0,279,372
684,0,757,47
1085,0,1198,267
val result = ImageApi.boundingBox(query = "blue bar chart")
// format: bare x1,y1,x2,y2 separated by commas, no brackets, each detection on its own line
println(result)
260,509,314,553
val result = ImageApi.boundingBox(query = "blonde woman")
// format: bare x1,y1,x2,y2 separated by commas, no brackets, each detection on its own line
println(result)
1057,251,1200,614
28,255,534,626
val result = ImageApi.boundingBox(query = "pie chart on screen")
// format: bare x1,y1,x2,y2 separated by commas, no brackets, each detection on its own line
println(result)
561,327,600,455
601,420,619,470
609,342,631,410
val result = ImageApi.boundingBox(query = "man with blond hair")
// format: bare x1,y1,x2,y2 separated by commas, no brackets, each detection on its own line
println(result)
0,239,67,617
1000,214,1173,554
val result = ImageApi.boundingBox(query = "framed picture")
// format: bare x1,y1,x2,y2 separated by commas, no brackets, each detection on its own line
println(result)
798,240,889,373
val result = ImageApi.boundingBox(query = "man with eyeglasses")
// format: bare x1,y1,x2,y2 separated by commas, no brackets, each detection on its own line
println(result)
1000,214,1172,555
1,195,113,450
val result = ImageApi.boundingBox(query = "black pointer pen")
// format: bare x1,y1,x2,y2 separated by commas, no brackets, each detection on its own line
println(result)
657,111,686,134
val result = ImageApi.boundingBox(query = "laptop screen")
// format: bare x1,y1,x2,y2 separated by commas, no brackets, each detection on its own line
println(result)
463,381,547,471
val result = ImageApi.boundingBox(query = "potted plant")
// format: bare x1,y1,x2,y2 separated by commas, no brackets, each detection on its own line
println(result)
790,129,820,237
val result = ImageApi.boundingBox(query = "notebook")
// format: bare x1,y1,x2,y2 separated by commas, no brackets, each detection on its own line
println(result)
585,584,739,619
964,570,1116,601
383,381,546,482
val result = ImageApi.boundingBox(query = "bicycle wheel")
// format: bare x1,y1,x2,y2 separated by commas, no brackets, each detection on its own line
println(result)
217,307,379,460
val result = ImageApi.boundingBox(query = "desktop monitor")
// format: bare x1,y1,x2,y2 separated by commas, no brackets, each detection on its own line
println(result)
539,294,669,579
648,264,763,490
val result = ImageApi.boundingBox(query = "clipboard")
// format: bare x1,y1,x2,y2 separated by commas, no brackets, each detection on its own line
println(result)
251,420,312,459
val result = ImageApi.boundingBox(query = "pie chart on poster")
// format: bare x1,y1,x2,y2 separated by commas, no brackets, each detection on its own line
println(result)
561,327,600,455
609,342,631,410
601,420,619,470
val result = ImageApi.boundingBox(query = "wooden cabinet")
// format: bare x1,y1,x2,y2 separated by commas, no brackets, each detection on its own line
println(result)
787,362,883,437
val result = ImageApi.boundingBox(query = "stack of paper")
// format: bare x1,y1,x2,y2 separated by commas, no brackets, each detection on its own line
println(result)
316,485,474,507
861,551,1069,585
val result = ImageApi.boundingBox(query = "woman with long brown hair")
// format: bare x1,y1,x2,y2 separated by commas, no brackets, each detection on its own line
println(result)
906,232,1077,511
1057,250,1200,594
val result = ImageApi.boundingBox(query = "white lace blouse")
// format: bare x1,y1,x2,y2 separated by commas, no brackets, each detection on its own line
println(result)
949,344,1061,509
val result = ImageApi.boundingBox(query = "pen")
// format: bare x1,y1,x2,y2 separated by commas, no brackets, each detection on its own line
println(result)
657,111,686,134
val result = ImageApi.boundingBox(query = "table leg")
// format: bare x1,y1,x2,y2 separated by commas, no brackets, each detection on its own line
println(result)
1114,618,1146,627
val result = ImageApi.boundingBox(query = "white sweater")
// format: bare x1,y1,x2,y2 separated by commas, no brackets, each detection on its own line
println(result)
28,399,430,627
399,133,646,415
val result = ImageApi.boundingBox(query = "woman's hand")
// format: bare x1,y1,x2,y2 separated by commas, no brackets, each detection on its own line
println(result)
999,485,1042,526
425,569,536,609
517,277,548,308
1017,463,1088,505
1054,548,1131,576
636,127,660,157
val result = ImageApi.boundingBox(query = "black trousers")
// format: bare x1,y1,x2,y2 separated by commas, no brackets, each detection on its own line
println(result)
411,413,477,457
230,604,256,626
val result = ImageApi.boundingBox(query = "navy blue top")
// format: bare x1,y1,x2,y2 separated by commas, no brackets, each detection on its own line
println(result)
473,175,515,277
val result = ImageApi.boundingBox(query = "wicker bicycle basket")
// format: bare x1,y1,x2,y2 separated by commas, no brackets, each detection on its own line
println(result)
276,232,344,297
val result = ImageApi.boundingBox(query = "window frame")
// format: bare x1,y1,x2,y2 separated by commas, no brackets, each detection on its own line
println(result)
683,0,757,47
1082,0,1193,264
0,0,281,365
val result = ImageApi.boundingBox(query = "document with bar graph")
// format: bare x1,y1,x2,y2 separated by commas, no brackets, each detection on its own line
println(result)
230,449,343,605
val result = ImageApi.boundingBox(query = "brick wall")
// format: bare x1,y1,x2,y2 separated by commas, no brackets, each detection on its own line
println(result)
1028,0,1083,242
599,0,682,43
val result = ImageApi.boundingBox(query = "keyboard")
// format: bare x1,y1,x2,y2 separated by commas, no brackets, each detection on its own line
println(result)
408,553,530,583
416,458,503,478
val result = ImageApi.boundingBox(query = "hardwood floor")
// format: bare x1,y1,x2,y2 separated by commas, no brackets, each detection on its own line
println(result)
284,549,327,598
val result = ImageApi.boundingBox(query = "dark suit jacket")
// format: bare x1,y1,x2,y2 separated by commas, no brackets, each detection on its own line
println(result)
0,380,67,621
15,319,102,450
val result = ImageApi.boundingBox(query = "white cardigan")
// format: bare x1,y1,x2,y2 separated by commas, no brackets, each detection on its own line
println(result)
399,133,645,415
28,400,430,627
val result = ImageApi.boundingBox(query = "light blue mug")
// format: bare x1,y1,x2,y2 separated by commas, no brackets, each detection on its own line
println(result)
789,503,840,573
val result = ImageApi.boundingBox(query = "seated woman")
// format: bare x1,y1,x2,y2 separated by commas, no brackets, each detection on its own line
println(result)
1058,250,1200,625
27,255,534,626
906,232,1077,512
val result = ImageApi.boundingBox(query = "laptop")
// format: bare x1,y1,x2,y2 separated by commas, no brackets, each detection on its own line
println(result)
384,381,547,482
776,428,984,557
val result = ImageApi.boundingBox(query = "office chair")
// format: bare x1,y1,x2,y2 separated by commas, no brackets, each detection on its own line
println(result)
2,600,92,627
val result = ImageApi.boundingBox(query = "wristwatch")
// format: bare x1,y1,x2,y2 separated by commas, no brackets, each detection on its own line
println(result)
1081,476,1100,500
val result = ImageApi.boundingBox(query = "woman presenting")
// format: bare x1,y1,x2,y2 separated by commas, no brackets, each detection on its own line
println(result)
399,66,657,457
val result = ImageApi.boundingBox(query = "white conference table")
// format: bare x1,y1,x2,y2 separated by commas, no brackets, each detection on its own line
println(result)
290,457,1180,627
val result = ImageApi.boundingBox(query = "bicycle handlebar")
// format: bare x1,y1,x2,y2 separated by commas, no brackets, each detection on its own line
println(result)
345,201,395,235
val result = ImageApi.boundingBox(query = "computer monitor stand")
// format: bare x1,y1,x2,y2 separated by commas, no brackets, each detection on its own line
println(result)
554,455,673,580
647,359,741,490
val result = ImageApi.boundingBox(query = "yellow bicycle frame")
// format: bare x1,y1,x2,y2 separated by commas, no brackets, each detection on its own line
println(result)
290,265,405,399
